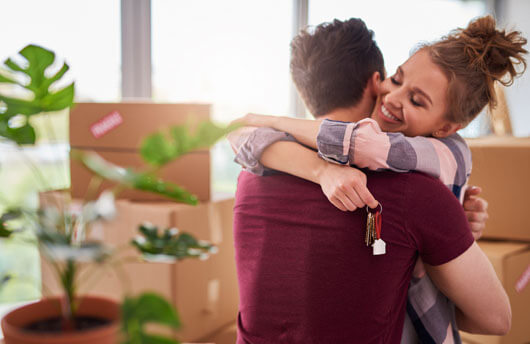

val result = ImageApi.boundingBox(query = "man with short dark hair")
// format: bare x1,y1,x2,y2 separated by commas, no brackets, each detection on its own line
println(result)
231,18,496,343
290,18,385,118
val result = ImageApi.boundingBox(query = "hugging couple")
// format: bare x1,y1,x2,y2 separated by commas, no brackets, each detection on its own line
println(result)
229,15,527,344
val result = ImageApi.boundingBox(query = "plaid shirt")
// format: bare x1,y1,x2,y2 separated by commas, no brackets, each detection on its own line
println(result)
230,118,472,344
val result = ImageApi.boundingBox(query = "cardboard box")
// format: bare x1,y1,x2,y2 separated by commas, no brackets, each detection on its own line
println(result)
200,322,237,344
41,198,239,342
466,136,530,241
69,102,211,202
460,240,530,344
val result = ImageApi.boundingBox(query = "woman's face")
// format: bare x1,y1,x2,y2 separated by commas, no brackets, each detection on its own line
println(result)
371,49,453,137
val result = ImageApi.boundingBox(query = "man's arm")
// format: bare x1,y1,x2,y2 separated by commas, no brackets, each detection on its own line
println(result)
425,242,511,335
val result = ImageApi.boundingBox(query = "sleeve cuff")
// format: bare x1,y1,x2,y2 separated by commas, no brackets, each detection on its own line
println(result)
234,127,296,176
317,119,356,165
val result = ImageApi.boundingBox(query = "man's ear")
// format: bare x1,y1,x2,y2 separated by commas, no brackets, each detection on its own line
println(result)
367,71,382,97
432,122,462,138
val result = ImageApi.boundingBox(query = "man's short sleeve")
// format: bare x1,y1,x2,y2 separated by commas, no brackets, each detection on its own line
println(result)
404,173,474,266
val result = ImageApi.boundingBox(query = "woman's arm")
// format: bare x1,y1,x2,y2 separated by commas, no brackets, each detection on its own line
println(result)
227,124,377,211
237,113,322,149
260,141,378,211
238,114,472,200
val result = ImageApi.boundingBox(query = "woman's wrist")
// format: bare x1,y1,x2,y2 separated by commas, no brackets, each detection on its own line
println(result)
311,158,329,185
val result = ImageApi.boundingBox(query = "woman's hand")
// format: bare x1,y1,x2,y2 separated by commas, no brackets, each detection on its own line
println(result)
316,163,378,212
463,186,489,240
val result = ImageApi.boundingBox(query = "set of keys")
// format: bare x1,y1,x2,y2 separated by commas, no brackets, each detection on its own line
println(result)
365,204,386,255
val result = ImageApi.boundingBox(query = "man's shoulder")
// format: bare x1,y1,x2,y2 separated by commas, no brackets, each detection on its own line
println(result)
235,170,327,208
237,170,316,189
367,170,450,191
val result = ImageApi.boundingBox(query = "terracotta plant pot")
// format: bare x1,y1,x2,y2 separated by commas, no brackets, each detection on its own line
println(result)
1,295,120,344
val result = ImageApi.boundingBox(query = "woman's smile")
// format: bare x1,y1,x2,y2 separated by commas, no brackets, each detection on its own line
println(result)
379,103,402,123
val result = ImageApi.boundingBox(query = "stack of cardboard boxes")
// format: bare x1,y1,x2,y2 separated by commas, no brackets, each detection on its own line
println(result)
41,103,239,343
461,136,530,344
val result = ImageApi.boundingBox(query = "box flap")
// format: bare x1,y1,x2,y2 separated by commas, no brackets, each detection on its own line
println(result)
478,240,529,259
70,102,210,150
466,136,530,148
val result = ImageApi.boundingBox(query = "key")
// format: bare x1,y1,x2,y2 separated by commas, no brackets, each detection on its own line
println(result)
372,208,386,255
365,212,374,247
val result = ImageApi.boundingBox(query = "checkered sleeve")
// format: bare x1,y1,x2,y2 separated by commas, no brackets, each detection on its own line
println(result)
231,127,297,176
317,118,472,200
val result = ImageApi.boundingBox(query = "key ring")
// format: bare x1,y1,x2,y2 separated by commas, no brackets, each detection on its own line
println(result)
366,203,382,214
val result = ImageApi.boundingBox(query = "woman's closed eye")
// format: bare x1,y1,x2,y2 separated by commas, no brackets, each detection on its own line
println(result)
410,95,423,107
390,76,400,85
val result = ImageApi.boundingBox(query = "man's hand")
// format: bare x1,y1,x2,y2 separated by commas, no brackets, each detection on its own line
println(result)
317,164,378,212
463,186,489,240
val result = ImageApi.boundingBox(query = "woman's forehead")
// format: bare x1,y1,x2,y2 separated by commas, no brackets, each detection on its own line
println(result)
402,50,447,84
401,50,448,102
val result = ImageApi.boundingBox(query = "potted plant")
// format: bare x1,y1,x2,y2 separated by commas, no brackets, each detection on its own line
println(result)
0,44,237,344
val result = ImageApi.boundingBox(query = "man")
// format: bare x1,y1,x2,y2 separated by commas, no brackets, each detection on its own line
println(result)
231,18,495,343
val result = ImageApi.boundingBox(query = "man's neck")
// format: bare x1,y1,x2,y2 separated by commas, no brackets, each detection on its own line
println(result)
319,96,374,122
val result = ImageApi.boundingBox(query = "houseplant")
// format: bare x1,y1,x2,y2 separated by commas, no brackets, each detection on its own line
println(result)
0,44,237,344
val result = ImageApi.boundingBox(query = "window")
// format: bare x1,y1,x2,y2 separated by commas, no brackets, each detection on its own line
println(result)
152,0,294,193
0,0,120,307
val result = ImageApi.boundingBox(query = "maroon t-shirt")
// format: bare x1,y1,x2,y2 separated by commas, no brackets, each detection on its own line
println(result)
233,170,473,344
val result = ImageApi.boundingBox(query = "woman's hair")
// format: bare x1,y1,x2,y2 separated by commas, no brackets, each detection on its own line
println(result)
422,15,527,125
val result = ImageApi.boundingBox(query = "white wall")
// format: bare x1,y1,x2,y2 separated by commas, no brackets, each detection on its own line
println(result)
502,0,530,137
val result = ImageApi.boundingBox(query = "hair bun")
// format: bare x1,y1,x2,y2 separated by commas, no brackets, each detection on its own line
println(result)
459,15,527,86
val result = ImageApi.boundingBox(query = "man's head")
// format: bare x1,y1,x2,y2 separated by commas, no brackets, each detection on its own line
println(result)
290,18,385,118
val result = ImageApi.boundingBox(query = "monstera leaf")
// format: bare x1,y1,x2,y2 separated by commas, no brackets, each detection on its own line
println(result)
122,292,181,344
140,121,240,166
0,44,74,144
72,150,198,205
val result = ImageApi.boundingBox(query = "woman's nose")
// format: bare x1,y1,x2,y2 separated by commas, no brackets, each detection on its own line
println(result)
384,89,403,110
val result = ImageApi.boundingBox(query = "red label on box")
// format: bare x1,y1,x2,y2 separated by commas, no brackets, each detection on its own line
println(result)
515,264,530,293
90,110,123,138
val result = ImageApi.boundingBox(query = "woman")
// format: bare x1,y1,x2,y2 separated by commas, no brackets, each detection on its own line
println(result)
231,15,526,343
233,15,526,212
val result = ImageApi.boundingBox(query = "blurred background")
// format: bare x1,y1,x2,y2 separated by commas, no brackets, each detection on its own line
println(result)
0,0,528,320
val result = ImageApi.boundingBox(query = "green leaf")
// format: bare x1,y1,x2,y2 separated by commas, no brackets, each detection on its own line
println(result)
41,63,69,91
0,209,23,238
19,45,55,92
73,150,198,204
4,58,26,73
121,292,181,344
140,132,179,166
73,150,134,184
140,121,240,167
131,224,215,261
0,95,41,116
41,83,75,111
0,72,18,84
0,222,13,238
131,173,198,205
0,123,36,145
0,44,74,144
132,293,180,327
141,334,179,344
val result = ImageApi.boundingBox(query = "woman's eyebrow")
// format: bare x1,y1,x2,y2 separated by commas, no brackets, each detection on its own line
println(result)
399,66,433,106
412,87,433,106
